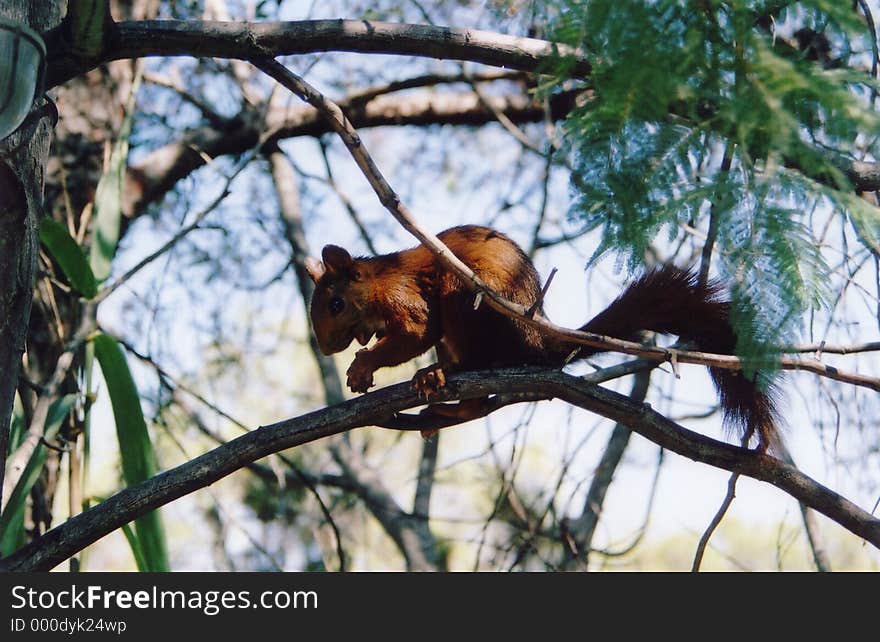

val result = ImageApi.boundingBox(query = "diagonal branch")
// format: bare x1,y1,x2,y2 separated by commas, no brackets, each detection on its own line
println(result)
254,58,880,395
125,87,579,220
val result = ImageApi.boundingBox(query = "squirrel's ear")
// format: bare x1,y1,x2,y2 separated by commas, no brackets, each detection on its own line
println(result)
304,257,325,283
321,245,354,276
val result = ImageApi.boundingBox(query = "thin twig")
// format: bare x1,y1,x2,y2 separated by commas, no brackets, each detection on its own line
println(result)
92,123,285,304
789,341,880,355
143,70,231,129
691,472,740,572
692,428,753,572
527,267,557,318
698,144,733,286
317,140,378,255
348,70,525,106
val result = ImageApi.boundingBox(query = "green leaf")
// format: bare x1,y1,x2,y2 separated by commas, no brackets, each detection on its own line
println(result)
39,218,98,299
90,69,141,282
0,394,77,553
8,394,24,451
120,522,149,572
68,0,109,58
0,498,26,556
93,332,169,571
844,191,880,253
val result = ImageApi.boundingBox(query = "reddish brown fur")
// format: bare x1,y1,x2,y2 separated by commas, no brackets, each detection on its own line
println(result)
307,225,780,449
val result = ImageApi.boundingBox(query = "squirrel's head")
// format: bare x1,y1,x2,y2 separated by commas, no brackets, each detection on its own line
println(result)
306,245,378,355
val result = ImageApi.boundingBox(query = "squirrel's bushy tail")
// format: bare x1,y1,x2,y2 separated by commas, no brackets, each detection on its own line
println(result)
577,266,781,450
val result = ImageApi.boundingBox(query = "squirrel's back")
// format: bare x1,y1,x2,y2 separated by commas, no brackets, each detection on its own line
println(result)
432,226,551,368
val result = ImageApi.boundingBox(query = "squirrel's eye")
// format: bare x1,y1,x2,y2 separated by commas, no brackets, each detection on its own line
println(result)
329,297,345,316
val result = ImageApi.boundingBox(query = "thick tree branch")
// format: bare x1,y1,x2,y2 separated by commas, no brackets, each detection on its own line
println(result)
45,19,591,89
124,87,578,219
0,4,60,516
45,17,880,232
2,367,877,572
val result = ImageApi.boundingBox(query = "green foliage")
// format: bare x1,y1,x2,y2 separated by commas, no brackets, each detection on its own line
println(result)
93,332,169,571
120,522,150,572
39,218,98,299
67,0,108,58
716,172,831,364
0,395,77,556
7,394,24,454
550,0,880,353
90,69,141,282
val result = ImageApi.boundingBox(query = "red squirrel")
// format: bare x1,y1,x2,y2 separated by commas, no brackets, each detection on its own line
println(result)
305,225,779,449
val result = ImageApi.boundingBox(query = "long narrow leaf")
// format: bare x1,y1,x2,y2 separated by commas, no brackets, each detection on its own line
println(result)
93,332,169,571
120,523,149,572
0,499,26,556
2,400,27,556
39,218,98,299
8,394,24,451
89,69,141,282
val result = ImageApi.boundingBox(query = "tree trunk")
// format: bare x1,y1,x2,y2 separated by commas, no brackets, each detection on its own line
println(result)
0,2,60,511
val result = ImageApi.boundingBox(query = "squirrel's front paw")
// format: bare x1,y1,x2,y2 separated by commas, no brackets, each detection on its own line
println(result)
347,355,375,393
412,364,446,399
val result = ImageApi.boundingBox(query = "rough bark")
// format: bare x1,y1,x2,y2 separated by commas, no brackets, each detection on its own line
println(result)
0,1,61,515
46,19,591,88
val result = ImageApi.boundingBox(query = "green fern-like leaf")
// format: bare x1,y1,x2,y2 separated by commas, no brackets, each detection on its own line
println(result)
551,0,876,356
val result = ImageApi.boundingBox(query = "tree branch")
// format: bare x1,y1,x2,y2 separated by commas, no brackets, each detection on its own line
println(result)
46,19,592,88
47,17,880,228
124,87,578,219
2,368,878,571
692,471,741,571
